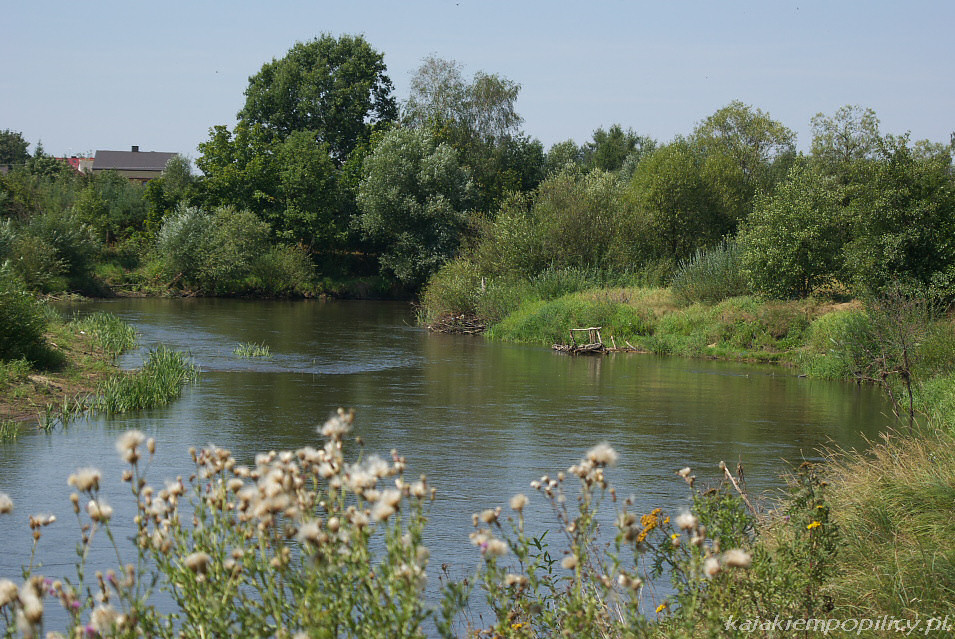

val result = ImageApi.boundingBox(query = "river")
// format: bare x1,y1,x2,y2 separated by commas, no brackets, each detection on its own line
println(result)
0,298,896,627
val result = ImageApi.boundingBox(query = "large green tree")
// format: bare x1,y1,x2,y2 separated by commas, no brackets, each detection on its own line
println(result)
238,34,397,165
357,128,472,287
403,56,543,213
0,130,30,166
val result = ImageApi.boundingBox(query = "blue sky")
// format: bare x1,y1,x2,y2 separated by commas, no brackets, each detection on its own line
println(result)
2,1,952,159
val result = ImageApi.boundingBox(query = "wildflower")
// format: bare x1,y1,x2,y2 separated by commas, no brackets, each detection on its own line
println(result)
320,408,354,439
67,468,101,492
807,520,821,530
703,556,721,578
364,455,391,478
655,603,668,614
0,579,17,607
504,573,528,588
509,493,528,512
184,552,212,574
90,604,120,633
478,508,499,524
561,555,578,570
371,501,396,522
0,493,11,514
670,533,681,548
410,480,427,498
586,443,618,467
87,499,113,523
296,520,323,546
484,539,508,557
675,511,698,531
19,580,42,624
677,467,691,479
722,548,752,568
379,489,402,508
116,430,146,463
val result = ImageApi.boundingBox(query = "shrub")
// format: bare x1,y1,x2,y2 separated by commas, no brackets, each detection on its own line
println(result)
671,239,749,304
24,210,102,290
249,244,316,297
0,264,48,361
418,258,484,322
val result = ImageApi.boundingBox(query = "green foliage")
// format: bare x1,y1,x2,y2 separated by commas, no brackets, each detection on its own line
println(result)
73,170,148,242
628,141,730,264
840,134,955,296
248,244,316,296
0,129,30,166
671,240,750,304
233,341,271,358
70,311,137,358
738,163,845,299
91,346,198,414
581,124,655,174
357,127,472,287
404,55,543,212
810,105,882,174
0,265,47,362
797,308,872,379
239,34,397,164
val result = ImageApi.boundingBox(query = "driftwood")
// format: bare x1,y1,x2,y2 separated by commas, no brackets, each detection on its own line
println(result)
427,314,487,335
553,326,647,355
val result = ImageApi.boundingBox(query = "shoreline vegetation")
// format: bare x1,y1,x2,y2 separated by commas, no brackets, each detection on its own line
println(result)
0,292,197,438
3,31,955,636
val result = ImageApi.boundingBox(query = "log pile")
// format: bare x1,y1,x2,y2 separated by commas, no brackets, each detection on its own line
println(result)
427,314,487,335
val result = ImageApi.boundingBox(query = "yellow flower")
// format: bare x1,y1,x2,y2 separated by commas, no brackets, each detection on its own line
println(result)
807,521,821,530
511,622,525,630
655,602,668,614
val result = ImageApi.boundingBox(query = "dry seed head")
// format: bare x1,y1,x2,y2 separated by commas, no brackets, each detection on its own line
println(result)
67,467,101,492
116,430,146,463
586,443,618,467
484,539,508,557
184,552,212,574
0,579,18,607
675,512,698,531
371,501,396,522
87,500,113,523
509,493,528,512
722,548,752,568
703,556,721,578
0,493,12,514
561,555,578,570
479,508,499,524
504,573,528,588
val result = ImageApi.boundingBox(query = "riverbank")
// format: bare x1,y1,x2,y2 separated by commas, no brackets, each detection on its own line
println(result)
0,309,197,436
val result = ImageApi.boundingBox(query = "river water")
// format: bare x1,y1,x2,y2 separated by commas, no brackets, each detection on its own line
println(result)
0,298,896,624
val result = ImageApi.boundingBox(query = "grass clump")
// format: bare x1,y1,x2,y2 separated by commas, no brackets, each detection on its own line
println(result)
92,346,198,414
823,429,955,619
670,239,750,304
233,341,271,358
71,311,138,358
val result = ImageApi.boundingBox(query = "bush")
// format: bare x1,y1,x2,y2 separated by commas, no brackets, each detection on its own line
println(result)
24,210,102,290
671,239,749,304
0,264,48,361
248,244,316,296
418,258,484,321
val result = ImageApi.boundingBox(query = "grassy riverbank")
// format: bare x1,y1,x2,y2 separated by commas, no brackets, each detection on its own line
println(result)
0,301,198,437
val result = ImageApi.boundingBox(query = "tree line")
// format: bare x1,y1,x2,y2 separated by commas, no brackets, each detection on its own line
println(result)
2,34,953,303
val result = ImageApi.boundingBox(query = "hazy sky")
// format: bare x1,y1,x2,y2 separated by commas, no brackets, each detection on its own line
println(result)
2,1,952,159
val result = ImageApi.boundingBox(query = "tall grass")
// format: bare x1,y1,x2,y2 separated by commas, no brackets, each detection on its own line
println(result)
92,346,198,414
823,429,955,618
233,341,271,358
670,239,750,304
71,311,137,358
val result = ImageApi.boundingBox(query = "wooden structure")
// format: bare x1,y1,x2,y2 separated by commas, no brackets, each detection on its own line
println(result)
552,326,645,355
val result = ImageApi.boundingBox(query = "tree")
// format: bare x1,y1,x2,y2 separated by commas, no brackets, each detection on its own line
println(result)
403,56,540,212
840,134,955,295
582,125,655,174
357,128,472,287
0,130,30,166
144,155,196,234
628,141,729,263
738,163,846,299
238,34,397,165
545,140,583,175
693,101,795,183
810,105,881,173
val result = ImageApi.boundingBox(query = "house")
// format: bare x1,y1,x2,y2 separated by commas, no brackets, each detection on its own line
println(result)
92,146,177,183
55,157,94,174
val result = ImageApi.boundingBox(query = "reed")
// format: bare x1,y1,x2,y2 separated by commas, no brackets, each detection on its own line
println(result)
233,341,271,358
92,346,198,414
70,311,137,358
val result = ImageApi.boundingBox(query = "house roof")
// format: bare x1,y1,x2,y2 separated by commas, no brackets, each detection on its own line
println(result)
93,150,176,172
